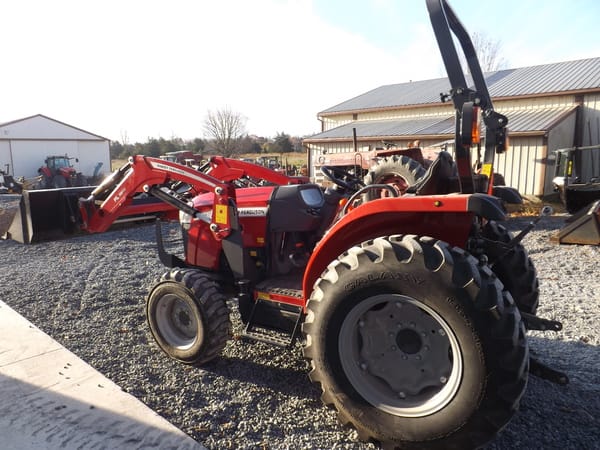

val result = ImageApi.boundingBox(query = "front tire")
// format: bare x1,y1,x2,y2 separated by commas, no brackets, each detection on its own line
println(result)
146,268,231,365
303,235,528,449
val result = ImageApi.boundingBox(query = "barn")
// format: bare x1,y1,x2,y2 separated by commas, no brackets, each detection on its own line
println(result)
0,114,110,183
304,57,600,197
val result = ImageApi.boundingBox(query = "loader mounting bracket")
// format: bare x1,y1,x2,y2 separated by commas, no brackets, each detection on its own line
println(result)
155,220,187,268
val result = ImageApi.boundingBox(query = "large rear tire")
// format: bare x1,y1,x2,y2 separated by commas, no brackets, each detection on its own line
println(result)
303,235,528,450
146,268,231,365
363,155,425,200
482,221,539,315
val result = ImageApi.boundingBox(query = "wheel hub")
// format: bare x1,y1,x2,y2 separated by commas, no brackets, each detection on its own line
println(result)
357,301,452,396
174,304,193,331
156,294,198,349
339,294,462,417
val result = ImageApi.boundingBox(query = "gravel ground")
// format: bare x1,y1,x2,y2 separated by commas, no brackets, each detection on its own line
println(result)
1,215,599,449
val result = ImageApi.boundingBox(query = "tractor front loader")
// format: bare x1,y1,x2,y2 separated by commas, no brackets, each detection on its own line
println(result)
51,1,568,448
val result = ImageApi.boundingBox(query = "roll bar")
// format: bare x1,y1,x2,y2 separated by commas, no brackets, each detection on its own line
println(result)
426,0,509,194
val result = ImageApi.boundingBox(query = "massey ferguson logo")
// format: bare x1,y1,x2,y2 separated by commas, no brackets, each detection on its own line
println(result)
238,207,268,217
149,160,217,188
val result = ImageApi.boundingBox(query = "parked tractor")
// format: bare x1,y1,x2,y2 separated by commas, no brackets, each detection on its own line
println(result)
159,151,205,168
0,167,23,194
66,1,568,448
38,155,87,189
255,155,285,172
552,144,600,213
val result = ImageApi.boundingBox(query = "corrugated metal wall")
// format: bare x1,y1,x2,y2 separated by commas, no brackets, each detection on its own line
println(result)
583,94,600,142
494,136,545,196
322,115,354,131
357,106,452,122
545,112,577,193
580,94,600,181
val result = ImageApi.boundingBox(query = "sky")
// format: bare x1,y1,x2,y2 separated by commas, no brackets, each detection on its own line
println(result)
2,0,599,143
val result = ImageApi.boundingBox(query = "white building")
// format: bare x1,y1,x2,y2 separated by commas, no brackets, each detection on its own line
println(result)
0,114,110,180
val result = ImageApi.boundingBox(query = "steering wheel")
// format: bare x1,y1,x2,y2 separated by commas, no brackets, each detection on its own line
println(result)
320,165,365,192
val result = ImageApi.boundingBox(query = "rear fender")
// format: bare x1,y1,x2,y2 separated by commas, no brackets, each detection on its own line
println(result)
301,193,505,300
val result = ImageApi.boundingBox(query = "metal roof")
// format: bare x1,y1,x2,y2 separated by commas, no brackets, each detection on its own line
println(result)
320,57,600,115
306,105,576,141
0,114,108,141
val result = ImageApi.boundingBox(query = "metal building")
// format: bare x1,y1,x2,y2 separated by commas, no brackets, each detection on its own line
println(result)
304,57,600,196
0,114,110,182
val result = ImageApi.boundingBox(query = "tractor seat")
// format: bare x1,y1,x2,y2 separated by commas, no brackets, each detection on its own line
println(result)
406,151,457,196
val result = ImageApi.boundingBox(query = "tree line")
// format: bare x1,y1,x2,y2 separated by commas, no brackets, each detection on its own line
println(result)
110,108,304,160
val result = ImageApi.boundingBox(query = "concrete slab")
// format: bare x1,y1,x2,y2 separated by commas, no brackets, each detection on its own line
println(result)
0,300,205,450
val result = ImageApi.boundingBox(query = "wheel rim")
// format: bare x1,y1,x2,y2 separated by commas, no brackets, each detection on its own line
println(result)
155,294,200,350
338,294,462,417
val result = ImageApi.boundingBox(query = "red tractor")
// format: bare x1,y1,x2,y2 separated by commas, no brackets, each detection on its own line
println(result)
74,1,566,448
38,155,86,189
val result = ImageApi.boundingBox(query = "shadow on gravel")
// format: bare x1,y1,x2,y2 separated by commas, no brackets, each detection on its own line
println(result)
202,344,316,398
488,335,600,450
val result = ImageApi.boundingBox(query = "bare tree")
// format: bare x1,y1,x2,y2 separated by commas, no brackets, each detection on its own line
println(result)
203,107,247,157
120,129,130,146
471,31,508,73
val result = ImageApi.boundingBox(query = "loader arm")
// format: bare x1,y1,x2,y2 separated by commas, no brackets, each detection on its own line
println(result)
79,155,237,236
204,156,308,185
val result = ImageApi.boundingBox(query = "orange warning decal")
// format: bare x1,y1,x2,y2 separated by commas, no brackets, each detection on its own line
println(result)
215,204,228,224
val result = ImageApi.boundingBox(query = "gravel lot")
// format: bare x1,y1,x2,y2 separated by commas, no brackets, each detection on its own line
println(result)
1,214,599,449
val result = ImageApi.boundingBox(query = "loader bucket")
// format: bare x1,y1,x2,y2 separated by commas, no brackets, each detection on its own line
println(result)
3,187,94,244
552,200,600,245
0,195,22,238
